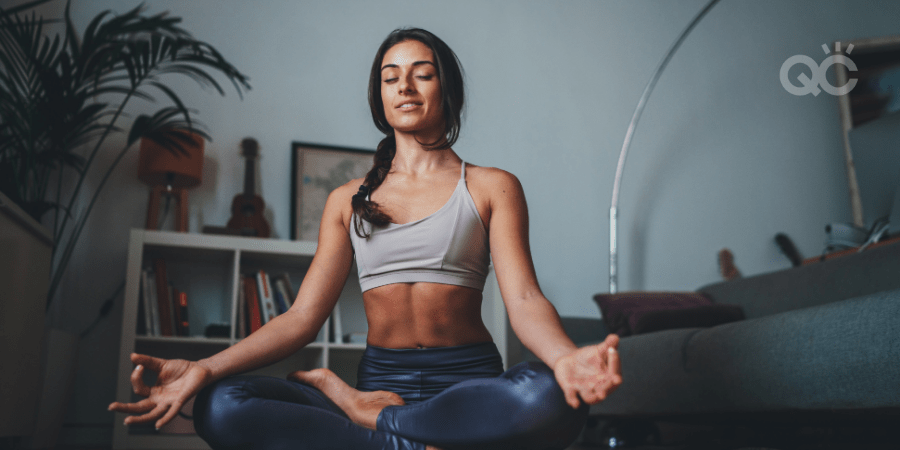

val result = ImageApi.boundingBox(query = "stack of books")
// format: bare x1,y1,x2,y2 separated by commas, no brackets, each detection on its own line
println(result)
138,261,298,339
237,270,296,338
138,259,191,337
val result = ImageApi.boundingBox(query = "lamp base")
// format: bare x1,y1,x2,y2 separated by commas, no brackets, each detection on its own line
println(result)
146,185,188,232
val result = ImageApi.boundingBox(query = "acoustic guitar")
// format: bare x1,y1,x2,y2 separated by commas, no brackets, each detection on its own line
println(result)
227,138,271,237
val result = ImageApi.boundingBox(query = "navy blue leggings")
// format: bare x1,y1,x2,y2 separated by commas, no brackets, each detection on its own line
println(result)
193,343,587,450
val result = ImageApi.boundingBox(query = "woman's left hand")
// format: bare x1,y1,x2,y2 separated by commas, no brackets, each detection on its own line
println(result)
553,334,622,408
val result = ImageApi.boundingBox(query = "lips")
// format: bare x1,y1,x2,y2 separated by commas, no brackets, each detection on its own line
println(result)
396,101,422,110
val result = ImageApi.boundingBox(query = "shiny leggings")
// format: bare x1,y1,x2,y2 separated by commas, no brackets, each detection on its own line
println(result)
193,343,588,450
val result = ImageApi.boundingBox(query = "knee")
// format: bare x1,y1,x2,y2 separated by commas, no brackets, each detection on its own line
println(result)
504,362,567,410
504,361,589,432
193,376,256,449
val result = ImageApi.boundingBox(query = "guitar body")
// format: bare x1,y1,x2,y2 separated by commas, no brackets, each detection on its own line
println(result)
226,138,271,237
227,194,270,237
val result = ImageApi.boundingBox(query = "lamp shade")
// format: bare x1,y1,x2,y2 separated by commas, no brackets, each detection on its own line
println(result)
137,131,205,188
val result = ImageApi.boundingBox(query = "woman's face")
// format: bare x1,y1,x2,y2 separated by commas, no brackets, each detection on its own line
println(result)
380,39,444,136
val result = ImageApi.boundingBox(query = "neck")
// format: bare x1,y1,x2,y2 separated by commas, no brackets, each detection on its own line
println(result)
391,143,459,176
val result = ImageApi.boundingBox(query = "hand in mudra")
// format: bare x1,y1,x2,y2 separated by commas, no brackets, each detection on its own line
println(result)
108,353,212,429
553,334,622,408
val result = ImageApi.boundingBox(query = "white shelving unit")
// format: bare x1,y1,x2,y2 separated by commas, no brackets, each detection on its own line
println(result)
113,229,508,450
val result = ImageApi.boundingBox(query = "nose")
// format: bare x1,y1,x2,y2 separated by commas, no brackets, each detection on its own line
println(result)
398,72,415,94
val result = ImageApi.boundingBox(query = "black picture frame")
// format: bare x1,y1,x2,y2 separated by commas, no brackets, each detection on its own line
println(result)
290,142,374,241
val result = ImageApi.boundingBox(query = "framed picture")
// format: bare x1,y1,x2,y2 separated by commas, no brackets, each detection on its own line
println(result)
291,142,374,241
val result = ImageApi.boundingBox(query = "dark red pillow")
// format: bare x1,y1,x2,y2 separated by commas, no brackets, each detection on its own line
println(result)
592,291,744,336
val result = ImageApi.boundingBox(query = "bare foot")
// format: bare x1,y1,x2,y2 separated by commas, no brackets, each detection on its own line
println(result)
288,368,404,430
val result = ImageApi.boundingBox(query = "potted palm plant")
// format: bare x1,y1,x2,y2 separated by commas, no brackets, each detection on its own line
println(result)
0,0,250,444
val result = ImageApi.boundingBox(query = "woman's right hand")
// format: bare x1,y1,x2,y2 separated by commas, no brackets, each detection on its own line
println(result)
108,353,213,429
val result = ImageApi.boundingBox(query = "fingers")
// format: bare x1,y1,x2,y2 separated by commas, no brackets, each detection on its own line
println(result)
130,365,151,397
109,398,155,414
156,400,184,430
562,385,581,409
605,333,620,348
131,353,166,372
607,346,622,385
124,402,167,426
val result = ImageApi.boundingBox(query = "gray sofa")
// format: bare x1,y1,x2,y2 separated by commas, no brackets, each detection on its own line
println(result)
515,240,900,422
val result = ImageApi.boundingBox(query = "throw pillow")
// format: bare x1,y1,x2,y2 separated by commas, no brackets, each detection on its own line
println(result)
592,291,745,336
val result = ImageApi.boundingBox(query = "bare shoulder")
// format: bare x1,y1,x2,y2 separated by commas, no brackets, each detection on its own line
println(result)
325,177,365,228
466,164,525,201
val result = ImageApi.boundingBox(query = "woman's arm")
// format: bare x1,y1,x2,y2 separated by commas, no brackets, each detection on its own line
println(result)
110,184,357,427
483,169,620,407
196,186,355,380
483,170,575,367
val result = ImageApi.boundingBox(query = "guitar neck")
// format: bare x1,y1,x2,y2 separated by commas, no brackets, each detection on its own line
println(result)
243,158,256,198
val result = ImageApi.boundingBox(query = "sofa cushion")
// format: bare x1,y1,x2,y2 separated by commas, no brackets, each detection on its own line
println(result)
593,292,744,336
590,288,900,417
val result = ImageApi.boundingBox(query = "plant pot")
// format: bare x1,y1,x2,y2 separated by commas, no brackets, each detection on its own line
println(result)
0,191,53,439
22,328,81,450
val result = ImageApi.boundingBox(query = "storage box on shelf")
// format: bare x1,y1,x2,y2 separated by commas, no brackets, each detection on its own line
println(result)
113,229,508,450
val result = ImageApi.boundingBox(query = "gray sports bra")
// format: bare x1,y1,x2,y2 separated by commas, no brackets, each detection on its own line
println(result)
350,161,489,292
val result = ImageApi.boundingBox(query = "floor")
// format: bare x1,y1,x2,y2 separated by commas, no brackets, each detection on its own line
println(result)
11,422,895,450
572,418,897,450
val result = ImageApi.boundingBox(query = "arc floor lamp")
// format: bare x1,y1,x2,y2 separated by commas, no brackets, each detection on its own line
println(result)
609,0,721,294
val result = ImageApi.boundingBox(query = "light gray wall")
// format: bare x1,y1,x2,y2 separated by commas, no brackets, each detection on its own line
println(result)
41,0,898,443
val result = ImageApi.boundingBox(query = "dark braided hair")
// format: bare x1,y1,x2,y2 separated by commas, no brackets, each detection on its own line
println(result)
352,28,465,238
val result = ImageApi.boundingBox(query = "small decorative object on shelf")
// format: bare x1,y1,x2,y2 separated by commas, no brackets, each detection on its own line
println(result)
226,138,271,238
138,130,205,233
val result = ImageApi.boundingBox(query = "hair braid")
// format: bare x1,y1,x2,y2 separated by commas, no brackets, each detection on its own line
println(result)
352,135,395,238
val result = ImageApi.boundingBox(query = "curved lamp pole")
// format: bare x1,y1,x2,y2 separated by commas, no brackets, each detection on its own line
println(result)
609,0,721,294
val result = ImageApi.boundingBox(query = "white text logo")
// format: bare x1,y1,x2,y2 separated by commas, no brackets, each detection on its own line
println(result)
780,42,857,96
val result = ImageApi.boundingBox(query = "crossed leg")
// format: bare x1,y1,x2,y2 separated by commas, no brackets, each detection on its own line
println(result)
192,375,430,450
290,362,588,450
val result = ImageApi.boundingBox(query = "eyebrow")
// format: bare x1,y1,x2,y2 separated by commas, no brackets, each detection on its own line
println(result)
381,60,436,71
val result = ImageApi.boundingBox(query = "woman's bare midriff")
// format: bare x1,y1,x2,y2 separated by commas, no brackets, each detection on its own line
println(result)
363,282,493,349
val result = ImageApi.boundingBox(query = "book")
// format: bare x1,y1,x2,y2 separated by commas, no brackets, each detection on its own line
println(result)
173,290,189,336
236,277,247,339
171,287,181,336
255,270,278,324
273,273,295,306
272,275,293,312
272,283,289,315
140,268,155,336
153,259,174,336
243,276,262,334
146,268,161,335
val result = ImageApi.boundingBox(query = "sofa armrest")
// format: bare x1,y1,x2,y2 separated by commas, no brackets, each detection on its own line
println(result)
698,240,900,319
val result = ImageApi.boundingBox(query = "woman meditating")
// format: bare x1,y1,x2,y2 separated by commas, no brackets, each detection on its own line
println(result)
109,27,621,450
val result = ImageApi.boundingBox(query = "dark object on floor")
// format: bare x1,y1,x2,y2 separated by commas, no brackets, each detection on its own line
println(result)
580,417,660,448
774,233,803,267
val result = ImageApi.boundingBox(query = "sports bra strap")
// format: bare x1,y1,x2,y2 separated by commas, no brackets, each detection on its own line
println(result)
460,160,466,181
